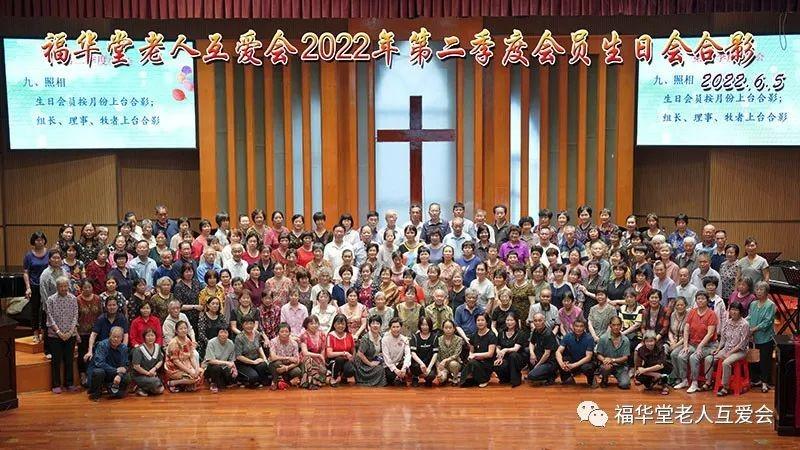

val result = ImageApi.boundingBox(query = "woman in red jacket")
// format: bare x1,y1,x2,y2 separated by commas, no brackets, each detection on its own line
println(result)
129,302,163,348
85,247,112,295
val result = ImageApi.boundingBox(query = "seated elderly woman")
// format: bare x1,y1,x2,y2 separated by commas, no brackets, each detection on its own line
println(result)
299,315,329,390
87,326,130,401
706,303,750,396
635,330,672,395
234,317,270,388
409,316,438,387
355,315,387,387
164,320,204,392
131,327,165,396
203,327,238,393
268,323,303,390
672,291,718,393
382,317,411,386
493,310,528,387
436,319,464,386
459,313,497,388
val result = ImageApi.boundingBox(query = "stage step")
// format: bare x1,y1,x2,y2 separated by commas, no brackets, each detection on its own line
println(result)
15,351,79,393
15,336,44,354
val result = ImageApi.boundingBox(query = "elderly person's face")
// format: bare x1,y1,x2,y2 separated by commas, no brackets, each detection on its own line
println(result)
540,290,552,306
168,302,180,317
56,279,70,296
217,328,229,344
434,290,446,305
466,293,477,307
204,249,216,264
109,329,124,348
532,314,545,331
702,225,715,242
106,299,119,315
162,251,173,265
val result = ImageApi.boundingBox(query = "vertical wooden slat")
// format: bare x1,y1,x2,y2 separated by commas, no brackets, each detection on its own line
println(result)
320,62,340,222
244,66,256,212
263,66,275,214
196,47,218,219
301,64,312,222
472,64,483,211
615,38,635,222
224,54,238,219
346,63,359,221
557,63,568,210
367,62,376,211
520,68,530,217
538,66,549,209
577,64,588,205
456,59,464,203
596,62,607,210
492,60,511,210
283,67,294,216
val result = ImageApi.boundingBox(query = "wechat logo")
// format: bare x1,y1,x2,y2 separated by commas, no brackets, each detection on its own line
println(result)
577,400,609,428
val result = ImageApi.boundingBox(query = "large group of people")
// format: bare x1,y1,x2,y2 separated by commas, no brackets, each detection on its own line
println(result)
21,202,778,400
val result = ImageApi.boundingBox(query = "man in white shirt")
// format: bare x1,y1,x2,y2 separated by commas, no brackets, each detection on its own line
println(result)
472,209,495,243
402,203,424,238
128,240,157,289
352,225,374,267
537,227,561,266
690,253,720,291
443,217,473,261
223,243,248,280
324,224,353,278
365,210,381,244
377,209,403,246
449,202,475,239
675,267,698,308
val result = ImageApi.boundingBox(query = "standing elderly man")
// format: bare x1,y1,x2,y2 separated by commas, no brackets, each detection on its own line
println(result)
443,217,473,261
153,205,179,242
87,326,130,401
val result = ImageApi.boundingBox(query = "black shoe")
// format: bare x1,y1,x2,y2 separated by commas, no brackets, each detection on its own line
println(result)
424,379,433,387
411,378,419,387
89,392,101,402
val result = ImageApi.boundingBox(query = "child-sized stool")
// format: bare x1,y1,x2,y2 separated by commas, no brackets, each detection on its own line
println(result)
713,358,750,395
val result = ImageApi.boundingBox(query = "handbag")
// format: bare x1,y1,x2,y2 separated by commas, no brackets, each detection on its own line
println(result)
746,347,760,363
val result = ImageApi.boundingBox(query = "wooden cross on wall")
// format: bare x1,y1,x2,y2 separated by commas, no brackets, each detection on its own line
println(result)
376,96,456,205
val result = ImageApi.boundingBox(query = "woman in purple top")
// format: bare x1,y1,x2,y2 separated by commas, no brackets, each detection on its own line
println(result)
728,276,755,318
23,231,50,343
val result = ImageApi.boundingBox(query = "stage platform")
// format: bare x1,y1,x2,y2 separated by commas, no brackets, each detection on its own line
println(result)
0,382,796,449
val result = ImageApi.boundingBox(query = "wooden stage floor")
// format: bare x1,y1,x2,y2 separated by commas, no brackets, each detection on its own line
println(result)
0,383,797,449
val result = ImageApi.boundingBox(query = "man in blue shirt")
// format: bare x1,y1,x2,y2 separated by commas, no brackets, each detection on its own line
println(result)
456,242,480,287
196,247,221,288
153,250,179,283
556,318,596,386
86,296,129,357
153,204,179,242
87,326,130,401
128,240,157,289
454,288,484,346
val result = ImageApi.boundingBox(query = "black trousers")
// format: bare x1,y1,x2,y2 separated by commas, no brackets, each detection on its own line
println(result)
49,336,76,388
205,364,236,387
558,361,596,384
29,287,43,330
385,366,407,385
410,361,438,382
527,361,557,382
494,352,525,386
750,341,774,385
330,357,355,380
77,334,91,374
88,369,130,396
236,361,270,386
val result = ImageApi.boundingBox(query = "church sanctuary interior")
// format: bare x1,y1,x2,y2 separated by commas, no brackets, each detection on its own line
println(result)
1,1,800,448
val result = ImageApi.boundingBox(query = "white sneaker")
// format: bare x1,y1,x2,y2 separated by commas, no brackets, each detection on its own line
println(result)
673,380,688,389
686,383,699,393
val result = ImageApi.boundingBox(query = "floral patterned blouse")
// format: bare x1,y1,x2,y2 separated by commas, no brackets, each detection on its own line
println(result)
259,302,282,340
76,293,102,335
265,276,293,307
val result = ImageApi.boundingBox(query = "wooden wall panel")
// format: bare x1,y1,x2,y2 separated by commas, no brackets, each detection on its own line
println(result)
117,151,200,220
714,222,800,260
196,49,218,220
633,148,708,220
614,38,635,222
490,60,511,209
708,149,800,221
4,152,117,225
6,226,60,270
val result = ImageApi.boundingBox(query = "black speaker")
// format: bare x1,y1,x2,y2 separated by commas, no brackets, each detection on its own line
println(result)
775,335,799,436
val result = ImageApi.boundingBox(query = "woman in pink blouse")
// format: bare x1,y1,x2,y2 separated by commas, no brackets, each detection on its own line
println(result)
338,287,367,339
299,315,328,390
265,262,293,307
